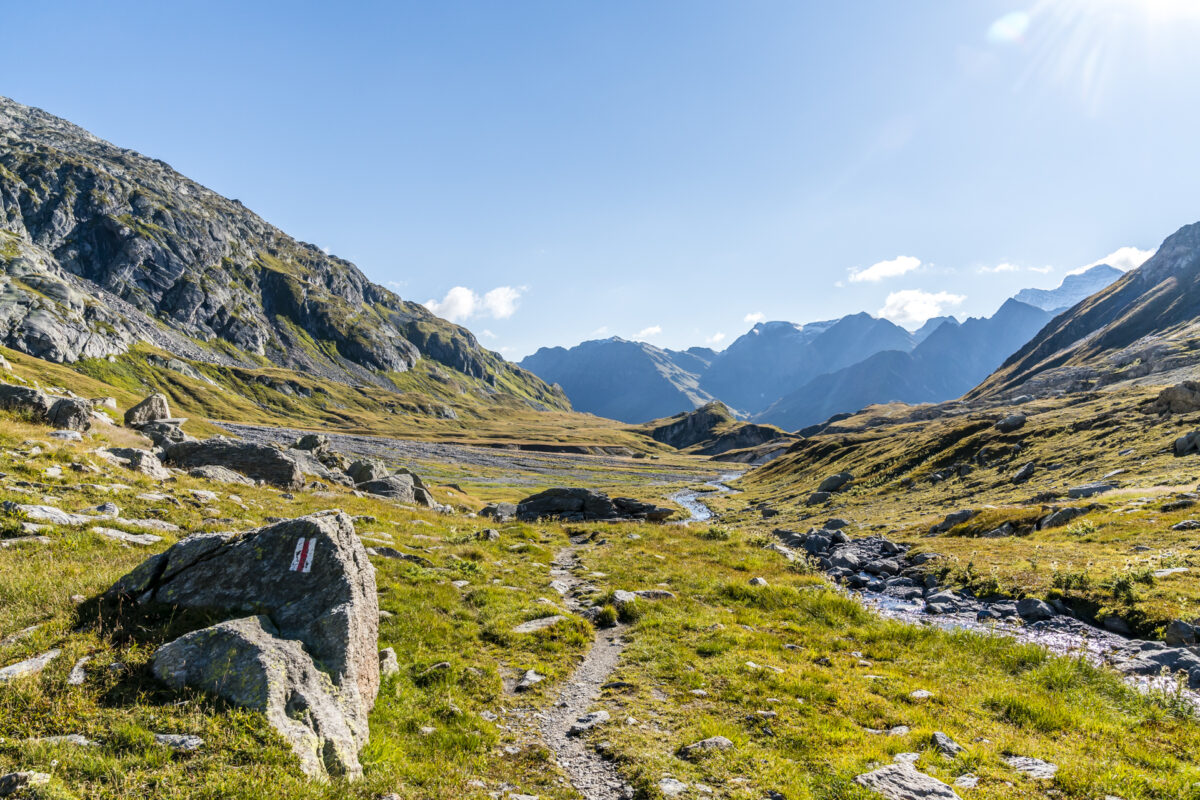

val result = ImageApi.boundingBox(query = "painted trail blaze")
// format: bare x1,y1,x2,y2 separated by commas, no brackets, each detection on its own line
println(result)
289,537,316,573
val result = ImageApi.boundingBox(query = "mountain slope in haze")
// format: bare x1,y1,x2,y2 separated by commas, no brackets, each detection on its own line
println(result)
0,95,565,410
520,337,717,423
699,314,917,414
757,299,1053,429
639,400,794,456
973,221,1200,399
1013,264,1123,312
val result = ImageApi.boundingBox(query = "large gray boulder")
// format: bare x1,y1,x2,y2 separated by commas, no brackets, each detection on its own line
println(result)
103,447,172,480
855,764,962,800
110,511,379,779
817,472,853,493
165,437,304,489
994,413,1027,433
48,397,93,432
0,384,52,419
139,420,190,447
516,487,673,522
125,393,171,427
347,459,389,484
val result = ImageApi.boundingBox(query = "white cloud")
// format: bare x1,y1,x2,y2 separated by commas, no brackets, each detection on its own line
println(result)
1069,245,1154,275
482,286,521,319
481,329,497,339
424,285,524,323
978,262,1021,274
704,332,726,346
386,280,407,290
590,326,610,337
849,255,921,283
744,312,766,324
987,10,1030,44
1029,265,1054,274
633,325,662,340
878,289,966,328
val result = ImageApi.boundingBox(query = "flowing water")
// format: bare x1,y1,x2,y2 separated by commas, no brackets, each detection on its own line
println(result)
669,472,743,522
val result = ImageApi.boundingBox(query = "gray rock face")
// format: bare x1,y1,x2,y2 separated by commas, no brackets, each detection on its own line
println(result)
0,95,567,410
1149,381,1200,414
516,488,672,522
1012,462,1036,484
347,459,389,484
1067,482,1114,499
855,764,962,800
111,511,379,779
165,437,303,489
1039,506,1088,529
187,464,256,486
480,502,516,522
1165,619,1197,646
358,474,420,502
125,394,170,427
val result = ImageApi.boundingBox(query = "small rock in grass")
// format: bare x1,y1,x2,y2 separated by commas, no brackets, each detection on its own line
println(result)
0,649,61,682
855,763,961,800
67,656,91,686
933,731,964,757
0,772,51,795
567,710,610,736
659,777,688,796
379,648,400,677
909,689,933,700
680,736,734,758
154,733,204,752
749,577,769,586
953,774,978,788
515,669,544,692
1003,755,1057,779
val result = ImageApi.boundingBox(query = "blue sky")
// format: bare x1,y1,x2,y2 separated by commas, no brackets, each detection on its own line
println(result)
6,1,1200,357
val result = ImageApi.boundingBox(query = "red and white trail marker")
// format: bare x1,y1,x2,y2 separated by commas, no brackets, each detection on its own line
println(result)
290,537,316,573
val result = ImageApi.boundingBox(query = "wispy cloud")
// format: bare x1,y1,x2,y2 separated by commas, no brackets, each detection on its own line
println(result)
1070,245,1154,275
978,262,1021,274
633,325,662,340
424,285,524,323
849,255,921,283
744,312,766,324
704,332,726,346
878,289,966,328
481,329,497,340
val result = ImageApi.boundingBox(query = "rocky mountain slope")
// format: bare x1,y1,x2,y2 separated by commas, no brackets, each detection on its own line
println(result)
520,338,717,423
760,299,1053,430
973,221,1200,399
0,95,564,409
1012,264,1123,312
638,400,793,456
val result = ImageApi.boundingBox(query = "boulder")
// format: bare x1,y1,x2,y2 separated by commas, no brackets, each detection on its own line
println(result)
516,487,670,522
1002,755,1057,779
1039,506,1087,529
165,437,303,489
929,509,976,534
110,511,379,779
1011,462,1036,484
1149,381,1200,414
1174,431,1200,457
1016,597,1055,622
48,397,93,432
0,772,51,796
932,731,964,758
806,491,832,506
480,502,517,522
1165,619,1197,646
817,472,853,493
293,434,330,454
855,764,962,800
139,420,190,448
358,474,433,506
125,393,171,427
680,736,734,758
188,465,257,486
994,414,1027,433
347,459,389,484
0,384,52,420
1068,482,1114,499
104,447,171,480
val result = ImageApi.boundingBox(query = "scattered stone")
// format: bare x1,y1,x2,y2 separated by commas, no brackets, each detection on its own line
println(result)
379,648,400,677
48,397,94,432
188,464,257,486
512,616,565,634
515,669,545,692
932,732,964,758
90,526,163,546
659,777,688,797
855,764,962,800
749,577,769,587
0,649,61,682
567,710,610,736
48,430,82,442
480,502,517,522
1149,381,1200,414
1012,462,1036,484
366,546,434,568
909,689,933,700
929,509,976,534
953,774,978,789
67,656,90,686
30,734,98,747
680,736,734,758
1165,619,1198,646
6,503,93,526
1174,431,1200,457
1003,755,1057,779
1039,506,1088,529
154,733,204,752
806,491,832,505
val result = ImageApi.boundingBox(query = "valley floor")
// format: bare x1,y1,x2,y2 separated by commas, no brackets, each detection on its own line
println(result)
1,401,1199,800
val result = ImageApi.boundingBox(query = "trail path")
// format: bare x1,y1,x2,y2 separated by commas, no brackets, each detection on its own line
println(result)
538,535,631,800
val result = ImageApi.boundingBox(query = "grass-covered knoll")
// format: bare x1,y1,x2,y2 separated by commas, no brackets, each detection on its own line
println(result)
569,520,1200,799
723,386,1200,632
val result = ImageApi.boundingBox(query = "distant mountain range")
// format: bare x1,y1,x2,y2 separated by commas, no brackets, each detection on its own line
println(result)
521,266,1125,427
